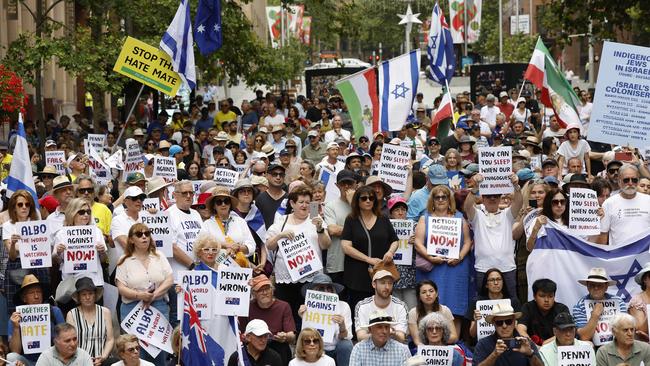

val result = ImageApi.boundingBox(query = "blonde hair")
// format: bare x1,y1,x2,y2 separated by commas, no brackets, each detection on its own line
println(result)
193,234,221,257
426,186,456,215
63,198,91,226
115,334,138,354
295,328,324,360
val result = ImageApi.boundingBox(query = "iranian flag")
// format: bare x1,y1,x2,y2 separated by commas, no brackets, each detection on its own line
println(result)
524,37,582,129
336,68,379,140
431,92,453,138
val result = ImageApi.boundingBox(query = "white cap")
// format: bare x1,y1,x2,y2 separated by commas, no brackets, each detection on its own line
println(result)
326,142,339,150
245,319,271,336
372,269,395,282
124,186,145,198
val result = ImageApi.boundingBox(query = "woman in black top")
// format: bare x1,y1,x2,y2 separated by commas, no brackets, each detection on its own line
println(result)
341,185,399,313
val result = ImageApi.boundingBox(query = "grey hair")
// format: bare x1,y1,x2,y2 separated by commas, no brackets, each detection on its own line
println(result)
619,163,639,177
54,323,77,339
486,94,496,102
610,313,636,333
496,113,506,121
418,312,451,345
174,180,192,191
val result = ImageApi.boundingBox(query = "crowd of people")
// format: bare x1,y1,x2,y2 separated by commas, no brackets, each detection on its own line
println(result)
0,86,649,366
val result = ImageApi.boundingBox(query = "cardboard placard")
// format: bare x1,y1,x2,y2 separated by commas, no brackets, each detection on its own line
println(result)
302,290,339,344
45,150,66,175
426,217,462,259
391,220,414,265
176,270,213,320
569,188,601,236
139,210,172,257
278,231,323,282
214,267,253,316
476,299,510,340
62,226,97,274
557,344,595,366
585,298,620,346
212,168,238,189
17,304,50,354
87,134,106,154
417,345,454,366
17,220,51,269
153,156,177,183
377,144,411,191
124,139,145,179
478,147,513,195
120,301,173,353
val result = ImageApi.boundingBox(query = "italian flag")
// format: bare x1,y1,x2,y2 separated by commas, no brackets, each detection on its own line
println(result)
336,68,379,140
524,37,582,129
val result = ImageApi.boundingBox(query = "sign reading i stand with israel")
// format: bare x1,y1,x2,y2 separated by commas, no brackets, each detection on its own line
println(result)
588,41,650,148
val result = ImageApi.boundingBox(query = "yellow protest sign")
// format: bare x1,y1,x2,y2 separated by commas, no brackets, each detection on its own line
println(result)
113,36,181,96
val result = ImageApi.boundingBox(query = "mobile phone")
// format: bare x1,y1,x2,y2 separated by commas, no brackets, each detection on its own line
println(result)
505,338,522,349
615,151,633,162
147,282,156,293
309,202,320,218
528,199,537,208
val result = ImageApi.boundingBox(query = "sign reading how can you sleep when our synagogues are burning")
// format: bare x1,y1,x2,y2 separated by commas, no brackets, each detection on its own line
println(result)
377,144,411,192
478,147,513,195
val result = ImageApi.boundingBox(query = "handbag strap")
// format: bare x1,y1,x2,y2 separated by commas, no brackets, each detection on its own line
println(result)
360,217,372,259
271,215,290,267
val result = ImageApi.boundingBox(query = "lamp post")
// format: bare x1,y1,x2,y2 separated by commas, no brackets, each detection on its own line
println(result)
397,4,422,53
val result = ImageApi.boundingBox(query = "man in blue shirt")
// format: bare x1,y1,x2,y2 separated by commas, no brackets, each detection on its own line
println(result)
349,310,410,366
407,164,449,221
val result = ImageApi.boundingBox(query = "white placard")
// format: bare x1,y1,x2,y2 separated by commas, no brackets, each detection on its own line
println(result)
176,270,213,320
214,267,253,316
476,299,510,340
318,169,339,200
213,168,238,189
124,139,145,179
569,188,601,236
278,231,323,282
417,345,454,366
215,249,238,268
377,144,411,191
478,147,513,195
557,344,595,366
45,150,66,175
139,210,172,257
585,298,620,346
87,134,106,154
141,198,160,212
391,220,414,265
120,301,173,353
17,304,50,354
62,226,98,274
302,290,339,344
509,14,530,35
588,41,650,149
426,216,462,259
16,220,51,269
88,146,112,185
153,156,177,183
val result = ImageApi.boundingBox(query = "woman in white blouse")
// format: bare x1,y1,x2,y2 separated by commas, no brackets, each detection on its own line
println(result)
198,186,256,256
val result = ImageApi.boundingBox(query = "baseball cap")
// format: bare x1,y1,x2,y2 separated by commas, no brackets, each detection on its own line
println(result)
336,170,357,184
279,149,290,156
499,91,508,98
308,130,319,138
387,196,407,211
553,313,576,329
542,159,558,168
45,140,57,148
326,142,339,150
169,145,183,157
245,319,272,336
456,120,469,130
124,186,146,200
126,172,146,184
267,163,285,172
427,164,449,185
372,270,396,282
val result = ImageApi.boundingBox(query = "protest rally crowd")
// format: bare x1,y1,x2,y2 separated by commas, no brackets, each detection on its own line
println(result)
1,82,650,366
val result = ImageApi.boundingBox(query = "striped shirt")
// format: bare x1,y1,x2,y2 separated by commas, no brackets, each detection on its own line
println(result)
349,338,411,366
572,293,627,328
69,305,108,358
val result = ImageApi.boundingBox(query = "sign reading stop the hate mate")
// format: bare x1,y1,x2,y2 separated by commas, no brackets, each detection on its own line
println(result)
63,226,97,274
478,147,513,195
426,217,462,259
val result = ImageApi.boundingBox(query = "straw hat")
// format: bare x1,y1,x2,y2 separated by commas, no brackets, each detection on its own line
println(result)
485,303,522,324
52,176,72,192
146,176,173,196
365,175,393,196
15,274,47,305
206,186,239,212
37,165,59,177
577,267,616,286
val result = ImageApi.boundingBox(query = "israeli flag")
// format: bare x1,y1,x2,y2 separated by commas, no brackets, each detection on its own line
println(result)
6,113,39,208
378,50,421,132
160,0,196,90
427,2,456,86
527,221,650,308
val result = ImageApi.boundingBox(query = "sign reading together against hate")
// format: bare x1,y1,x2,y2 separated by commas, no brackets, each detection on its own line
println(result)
215,266,252,316
278,231,323,282
17,220,51,269
302,290,339,343
17,304,50,354
176,270,213,320
417,345,454,366
391,220,415,265
45,151,66,175
476,299,510,340
585,298,620,346
569,188,601,236
377,144,411,191
213,168,238,189
121,301,173,353
557,344,595,366
139,210,172,257
63,226,97,274
478,147,513,195
153,156,177,183
426,216,462,259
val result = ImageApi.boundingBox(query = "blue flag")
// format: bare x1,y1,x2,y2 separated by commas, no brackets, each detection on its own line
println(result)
161,0,196,89
6,113,39,209
181,287,225,365
427,2,455,86
194,0,223,56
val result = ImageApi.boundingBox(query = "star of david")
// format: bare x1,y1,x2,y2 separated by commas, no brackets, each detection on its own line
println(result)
391,82,409,99
196,24,206,33
610,259,642,303
430,34,438,48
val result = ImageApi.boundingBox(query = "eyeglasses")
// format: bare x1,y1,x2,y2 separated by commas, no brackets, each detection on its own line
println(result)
177,191,194,196
433,195,447,201
623,177,639,184
194,204,206,210
201,248,219,253
359,195,375,202
426,326,444,333
78,188,94,194
217,163,230,167
125,345,140,353
608,168,619,174
302,338,321,345
269,172,285,178
551,199,566,206
487,278,502,283
16,202,31,208
214,198,231,206
147,142,155,146
76,209,91,216
255,139,263,143
494,319,515,327
133,231,151,238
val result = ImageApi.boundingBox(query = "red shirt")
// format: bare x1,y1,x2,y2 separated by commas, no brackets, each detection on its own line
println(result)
239,299,296,335
498,102,514,119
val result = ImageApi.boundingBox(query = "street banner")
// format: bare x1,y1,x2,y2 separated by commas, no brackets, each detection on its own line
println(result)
478,147,513,195
17,220,51,269
17,304,50,354
176,270,213,320
585,298,620,346
213,168,238,189
391,220,414,265
569,188,600,236
214,267,252,316
448,0,482,44
63,226,97,274
139,210,172,257
113,36,181,96
302,290,339,344
278,231,322,281
121,301,174,353
557,344,595,366
417,345,454,366
377,144,410,191
45,151,66,175
426,216,462,259
153,156,177,183
476,299,510,340
588,41,650,148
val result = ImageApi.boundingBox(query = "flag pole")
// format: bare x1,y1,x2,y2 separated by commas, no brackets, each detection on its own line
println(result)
516,80,527,102
177,288,184,365
113,83,145,152
444,78,456,124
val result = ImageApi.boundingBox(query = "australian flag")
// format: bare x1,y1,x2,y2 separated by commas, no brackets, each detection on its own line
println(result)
181,287,225,365
194,0,223,56
427,2,456,86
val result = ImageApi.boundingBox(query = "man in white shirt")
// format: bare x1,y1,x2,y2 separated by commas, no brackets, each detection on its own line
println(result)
315,142,345,177
46,176,74,244
324,115,351,144
355,270,408,343
110,186,145,275
576,90,593,131
263,103,285,128
480,94,501,130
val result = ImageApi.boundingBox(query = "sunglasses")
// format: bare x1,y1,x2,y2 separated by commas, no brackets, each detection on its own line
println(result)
426,326,444,333
433,195,447,201
16,202,31,208
214,198,231,206
133,231,151,238
126,345,141,353
269,172,285,178
201,248,219,253
608,168,619,174
78,188,94,194
193,204,206,210
623,177,639,184
255,139,263,142
302,338,321,345
217,163,230,167
76,209,91,216
551,199,566,206
359,195,375,202
494,319,514,327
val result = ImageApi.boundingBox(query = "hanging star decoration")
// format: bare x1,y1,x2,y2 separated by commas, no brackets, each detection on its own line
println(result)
391,82,409,99
196,24,206,33
397,4,422,26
